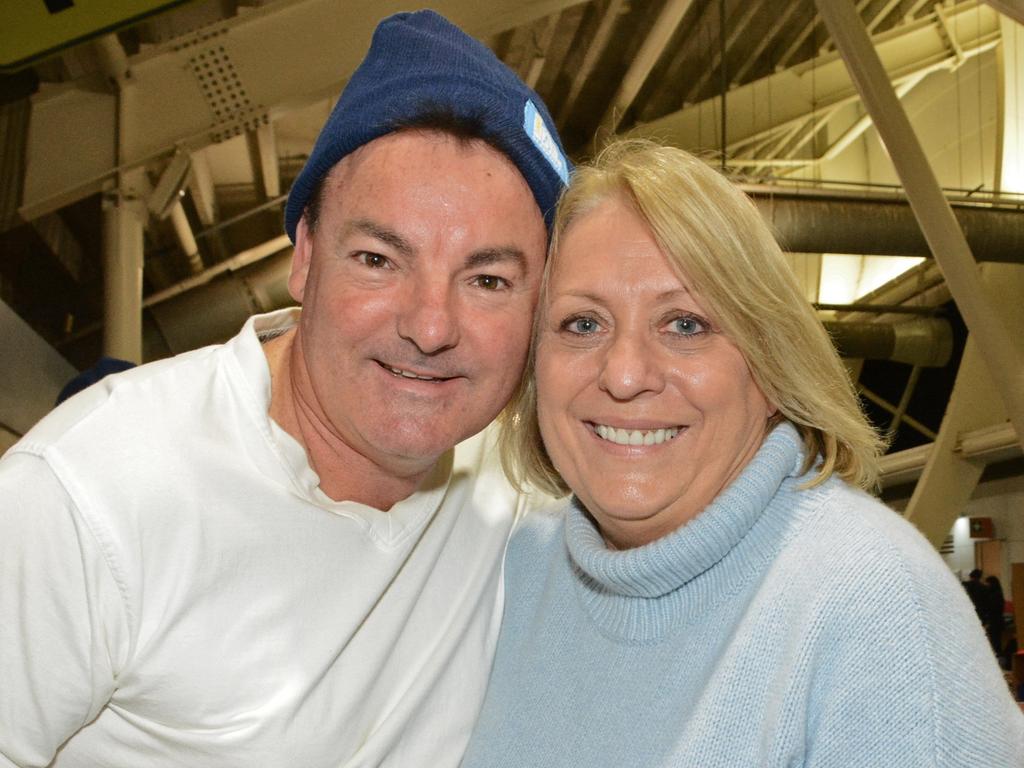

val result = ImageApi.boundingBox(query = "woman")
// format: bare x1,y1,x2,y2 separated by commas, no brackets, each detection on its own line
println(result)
462,140,1023,766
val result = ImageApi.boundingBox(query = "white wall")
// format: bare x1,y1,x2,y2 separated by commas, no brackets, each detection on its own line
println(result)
0,298,76,446
941,475,1024,601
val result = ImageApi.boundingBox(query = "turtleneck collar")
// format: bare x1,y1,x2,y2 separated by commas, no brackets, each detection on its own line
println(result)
564,422,809,641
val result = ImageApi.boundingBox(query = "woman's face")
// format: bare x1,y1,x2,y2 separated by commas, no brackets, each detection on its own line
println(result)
536,197,776,549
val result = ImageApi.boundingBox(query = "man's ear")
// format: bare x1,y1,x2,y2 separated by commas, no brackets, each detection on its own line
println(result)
288,216,313,303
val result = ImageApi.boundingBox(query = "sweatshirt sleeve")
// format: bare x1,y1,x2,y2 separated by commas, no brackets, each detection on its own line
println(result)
0,451,127,768
802,506,1024,768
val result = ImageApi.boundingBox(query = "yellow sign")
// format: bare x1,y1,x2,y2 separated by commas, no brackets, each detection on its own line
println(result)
1,0,194,72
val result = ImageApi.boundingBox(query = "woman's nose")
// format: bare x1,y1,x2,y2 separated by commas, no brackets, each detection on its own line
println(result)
597,331,665,400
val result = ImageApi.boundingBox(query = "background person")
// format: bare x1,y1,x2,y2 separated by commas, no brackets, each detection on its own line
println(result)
0,11,568,767
985,574,1007,660
964,567,988,623
463,139,1024,767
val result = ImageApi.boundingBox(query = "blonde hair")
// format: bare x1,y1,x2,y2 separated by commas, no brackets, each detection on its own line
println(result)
499,139,885,496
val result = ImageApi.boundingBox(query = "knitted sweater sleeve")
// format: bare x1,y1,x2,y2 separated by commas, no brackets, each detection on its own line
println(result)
797,495,1024,768
0,451,127,768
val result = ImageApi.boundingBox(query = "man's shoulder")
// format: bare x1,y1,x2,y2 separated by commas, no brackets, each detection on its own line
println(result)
12,344,228,460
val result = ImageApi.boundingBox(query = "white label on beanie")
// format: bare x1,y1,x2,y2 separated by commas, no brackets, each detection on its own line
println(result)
524,101,569,184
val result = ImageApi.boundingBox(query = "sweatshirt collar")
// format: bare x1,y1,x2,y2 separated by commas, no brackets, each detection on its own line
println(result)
564,423,805,640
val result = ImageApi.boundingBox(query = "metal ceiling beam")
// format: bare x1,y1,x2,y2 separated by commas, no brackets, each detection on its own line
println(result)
599,0,696,135
777,7,823,70
531,6,588,97
736,76,924,171
818,0,873,56
557,0,625,127
729,0,802,86
187,147,218,227
246,121,280,200
680,0,760,105
983,0,1024,25
19,0,587,220
878,421,1022,489
523,13,562,89
638,0,718,121
632,2,1001,155
866,0,905,35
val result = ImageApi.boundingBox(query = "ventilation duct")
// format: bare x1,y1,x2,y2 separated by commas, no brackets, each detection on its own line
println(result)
821,318,953,367
747,191,1024,262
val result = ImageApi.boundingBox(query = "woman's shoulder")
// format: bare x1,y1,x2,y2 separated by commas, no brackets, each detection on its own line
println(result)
779,478,983,636
789,478,937,568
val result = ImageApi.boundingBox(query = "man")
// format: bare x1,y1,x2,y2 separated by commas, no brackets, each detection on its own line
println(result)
963,568,987,622
0,11,568,767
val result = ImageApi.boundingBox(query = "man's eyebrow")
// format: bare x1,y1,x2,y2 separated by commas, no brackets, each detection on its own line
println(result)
465,247,528,273
341,218,415,258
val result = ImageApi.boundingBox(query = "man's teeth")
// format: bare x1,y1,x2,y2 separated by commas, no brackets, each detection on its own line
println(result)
386,365,439,381
594,424,680,446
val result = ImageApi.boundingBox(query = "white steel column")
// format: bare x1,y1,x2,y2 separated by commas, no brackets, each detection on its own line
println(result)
903,261,1024,544
815,0,1024,453
100,34,146,365
102,183,145,363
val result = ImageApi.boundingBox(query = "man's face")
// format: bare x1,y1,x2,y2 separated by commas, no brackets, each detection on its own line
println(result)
288,131,547,476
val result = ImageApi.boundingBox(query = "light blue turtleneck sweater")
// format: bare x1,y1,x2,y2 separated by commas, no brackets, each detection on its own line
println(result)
462,424,1023,767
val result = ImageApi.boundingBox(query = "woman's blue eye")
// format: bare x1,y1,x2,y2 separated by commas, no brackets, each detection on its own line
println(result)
671,315,706,336
564,316,600,335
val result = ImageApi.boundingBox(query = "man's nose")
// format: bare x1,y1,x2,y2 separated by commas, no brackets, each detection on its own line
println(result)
396,280,461,355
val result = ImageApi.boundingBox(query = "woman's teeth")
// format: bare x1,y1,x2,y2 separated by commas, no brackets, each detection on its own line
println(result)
593,424,680,446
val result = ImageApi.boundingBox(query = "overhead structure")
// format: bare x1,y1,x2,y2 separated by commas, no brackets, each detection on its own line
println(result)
632,1,1002,173
19,0,588,220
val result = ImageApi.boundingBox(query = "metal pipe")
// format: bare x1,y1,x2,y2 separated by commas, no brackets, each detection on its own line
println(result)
815,303,938,315
750,194,1024,262
147,251,293,356
822,318,953,367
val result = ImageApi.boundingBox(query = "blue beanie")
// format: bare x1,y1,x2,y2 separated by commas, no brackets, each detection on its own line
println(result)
284,10,570,241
